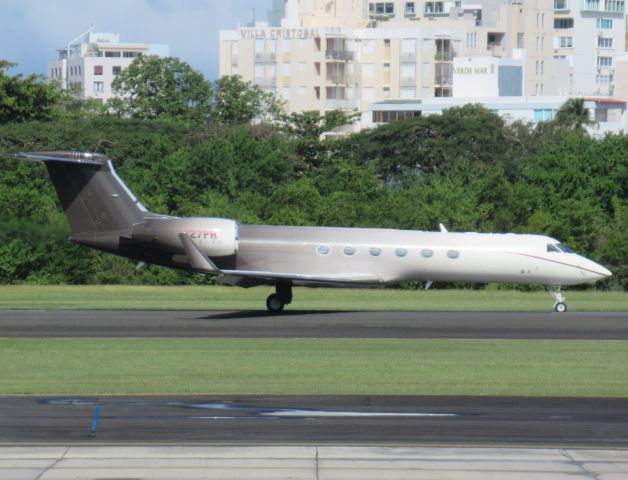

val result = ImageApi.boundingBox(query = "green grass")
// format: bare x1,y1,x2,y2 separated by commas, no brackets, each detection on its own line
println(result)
0,285,626,311
1,338,627,397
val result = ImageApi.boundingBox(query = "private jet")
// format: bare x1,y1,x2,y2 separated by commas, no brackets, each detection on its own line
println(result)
9,151,612,313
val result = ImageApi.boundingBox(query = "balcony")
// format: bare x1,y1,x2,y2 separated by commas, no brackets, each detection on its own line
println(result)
580,0,625,11
325,50,354,61
325,99,357,109
434,52,454,61
400,51,416,62
254,77,277,88
254,52,276,63
326,74,355,85
400,76,417,87
435,74,453,85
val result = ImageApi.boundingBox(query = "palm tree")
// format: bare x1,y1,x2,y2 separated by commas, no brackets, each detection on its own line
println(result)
554,98,594,129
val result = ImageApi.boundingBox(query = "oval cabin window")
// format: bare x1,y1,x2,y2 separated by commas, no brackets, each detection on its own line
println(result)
421,249,434,258
343,246,356,256
369,247,382,257
447,249,460,259
395,248,408,257
317,244,331,256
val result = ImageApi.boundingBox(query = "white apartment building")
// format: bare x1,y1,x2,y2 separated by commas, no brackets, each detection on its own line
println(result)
48,29,169,102
553,0,626,96
220,0,628,130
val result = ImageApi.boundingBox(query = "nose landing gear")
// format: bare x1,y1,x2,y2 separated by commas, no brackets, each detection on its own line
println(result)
266,282,293,313
549,286,567,313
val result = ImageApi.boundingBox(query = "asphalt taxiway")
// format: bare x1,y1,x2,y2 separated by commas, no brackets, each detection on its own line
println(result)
1,395,628,447
1,309,627,339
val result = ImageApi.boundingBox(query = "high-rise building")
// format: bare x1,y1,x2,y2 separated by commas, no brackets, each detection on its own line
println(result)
220,0,627,130
48,28,169,102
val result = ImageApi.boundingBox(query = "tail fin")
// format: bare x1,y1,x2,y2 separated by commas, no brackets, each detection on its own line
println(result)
10,151,148,236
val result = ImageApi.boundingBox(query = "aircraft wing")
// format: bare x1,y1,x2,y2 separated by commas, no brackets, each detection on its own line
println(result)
178,233,381,286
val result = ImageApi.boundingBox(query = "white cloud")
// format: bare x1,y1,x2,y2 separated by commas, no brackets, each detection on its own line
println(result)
0,0,270,79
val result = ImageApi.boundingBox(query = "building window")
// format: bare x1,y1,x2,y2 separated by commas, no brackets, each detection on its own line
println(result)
372,110,421,123
343,246,356,256
605,0,625,12
597,56,613,67
533,109,554,121
559,36,573,48
425,1,444,13
94,65,103,75
596,74,614,84
282,87,291,100
369,2,395,15
93,81,104,93
554,0,568,8
105,51,121,57
112,66,122,76
122,51,141,58
595,108,608,122
405,2,415,15
369,247,382,257
466,32,477,48
597,18,613,29
554,18,574,28
598,37,613,48
283,63,291,76
582,0,600,9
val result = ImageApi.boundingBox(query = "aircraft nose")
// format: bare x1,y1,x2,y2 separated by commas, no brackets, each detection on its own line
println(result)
580,258,612,279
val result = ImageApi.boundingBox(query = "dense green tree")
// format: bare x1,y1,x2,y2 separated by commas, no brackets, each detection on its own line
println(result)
108,56,213,125
0,100,626,289
281,109,358,172
0,61,62,124
212,75,283,125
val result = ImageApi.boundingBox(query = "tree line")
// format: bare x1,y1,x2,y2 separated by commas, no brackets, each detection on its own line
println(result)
0,57,626,289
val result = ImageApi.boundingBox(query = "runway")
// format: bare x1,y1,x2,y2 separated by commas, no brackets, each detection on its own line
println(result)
1,395,628,447
1,309,628,339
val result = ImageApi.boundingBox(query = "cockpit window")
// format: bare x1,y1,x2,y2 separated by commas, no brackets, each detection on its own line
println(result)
547,244,560,253
547,243,575,253
557,243,574,253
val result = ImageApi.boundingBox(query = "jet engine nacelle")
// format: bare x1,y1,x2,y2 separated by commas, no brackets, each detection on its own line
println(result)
132,217,239,258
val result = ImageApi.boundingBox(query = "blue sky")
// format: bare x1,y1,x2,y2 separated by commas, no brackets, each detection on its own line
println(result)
0,0,271,80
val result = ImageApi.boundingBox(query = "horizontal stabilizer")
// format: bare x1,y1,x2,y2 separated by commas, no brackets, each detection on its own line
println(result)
9,151,106,166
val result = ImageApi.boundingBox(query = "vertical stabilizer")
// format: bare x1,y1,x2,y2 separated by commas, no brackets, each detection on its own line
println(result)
11,151,147,236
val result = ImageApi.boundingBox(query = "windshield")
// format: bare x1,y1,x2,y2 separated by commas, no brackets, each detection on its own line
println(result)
547,243,574,253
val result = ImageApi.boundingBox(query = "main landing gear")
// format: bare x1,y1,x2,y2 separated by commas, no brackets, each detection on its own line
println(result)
266,282,293,313
549,286,567,313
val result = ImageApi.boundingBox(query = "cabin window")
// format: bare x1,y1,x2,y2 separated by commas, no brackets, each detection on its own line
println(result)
547,244,560,253
317,244,331,256
447,249,460,259
343,246,356,256
369,247,382,257
421,248,433,258
395,248,408,257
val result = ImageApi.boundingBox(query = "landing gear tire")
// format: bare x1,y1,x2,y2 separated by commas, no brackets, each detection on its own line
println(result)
554,302,567,313
266,294,285,313
548,286,567,313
